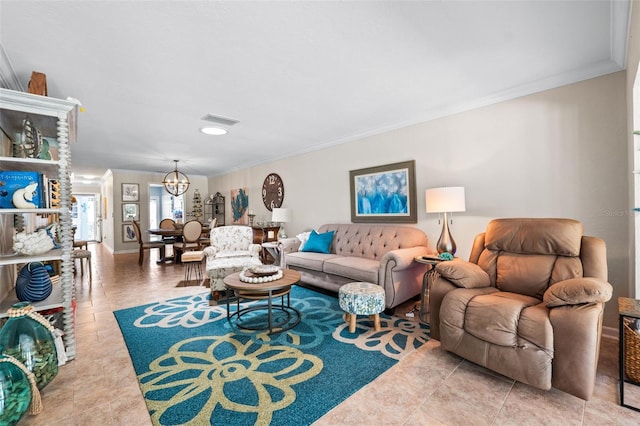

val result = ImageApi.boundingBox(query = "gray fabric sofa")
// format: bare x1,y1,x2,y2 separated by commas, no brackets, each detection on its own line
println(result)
277,223,432,309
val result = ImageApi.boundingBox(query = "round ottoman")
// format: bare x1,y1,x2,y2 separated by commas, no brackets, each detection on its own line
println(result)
338,282,385,333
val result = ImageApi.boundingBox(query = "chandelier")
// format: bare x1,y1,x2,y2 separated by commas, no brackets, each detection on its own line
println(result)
162,160,190,196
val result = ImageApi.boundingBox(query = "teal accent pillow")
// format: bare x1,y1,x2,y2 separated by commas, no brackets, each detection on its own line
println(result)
301,230,335,254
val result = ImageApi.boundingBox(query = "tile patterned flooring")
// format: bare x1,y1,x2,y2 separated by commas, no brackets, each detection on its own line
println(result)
16,242,640,425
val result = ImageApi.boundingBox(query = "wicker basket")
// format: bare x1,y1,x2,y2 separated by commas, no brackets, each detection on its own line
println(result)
624,319,640,383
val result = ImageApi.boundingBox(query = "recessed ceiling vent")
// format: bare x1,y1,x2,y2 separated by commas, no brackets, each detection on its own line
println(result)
201,114,239,126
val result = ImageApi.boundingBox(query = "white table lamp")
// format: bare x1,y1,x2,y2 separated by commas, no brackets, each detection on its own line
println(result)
425,187,466,255
271,208,291,239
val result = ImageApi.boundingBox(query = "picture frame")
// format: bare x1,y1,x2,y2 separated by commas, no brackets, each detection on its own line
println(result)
349,160,417,223
122,223,137,242
122,183,139,202
122,203,139,221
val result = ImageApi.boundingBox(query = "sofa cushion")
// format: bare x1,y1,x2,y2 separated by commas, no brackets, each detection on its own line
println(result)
323,256,379,283
301,230,335,254
215,250,252,259
206,255,261,271
297,231,312,251
285,251,341,272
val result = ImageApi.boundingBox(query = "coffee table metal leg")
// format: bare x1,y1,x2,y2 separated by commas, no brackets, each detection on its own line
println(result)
223,286,301,335
268,289,273,334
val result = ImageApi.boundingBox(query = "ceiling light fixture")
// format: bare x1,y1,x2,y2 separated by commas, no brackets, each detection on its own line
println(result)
162,160,190,197
200,127,228,135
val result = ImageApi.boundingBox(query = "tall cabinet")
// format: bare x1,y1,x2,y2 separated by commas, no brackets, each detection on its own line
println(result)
0,88,77,360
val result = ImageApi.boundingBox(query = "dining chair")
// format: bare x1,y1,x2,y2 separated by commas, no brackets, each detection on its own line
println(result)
159,218,177,229
173,220,203,263
72,248,92,285
132,220,166,265
72,226,88,249
199,217,217,248
158,217,178,244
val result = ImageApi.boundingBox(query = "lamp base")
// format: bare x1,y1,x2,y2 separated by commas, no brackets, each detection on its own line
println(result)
277,225,287,239
436,212,456,255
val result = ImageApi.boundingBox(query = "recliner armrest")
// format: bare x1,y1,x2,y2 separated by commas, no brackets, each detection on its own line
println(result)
543,277,613,308
435,260,491,289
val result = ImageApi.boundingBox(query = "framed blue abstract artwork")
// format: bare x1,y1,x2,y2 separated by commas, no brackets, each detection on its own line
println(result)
349,160,417,223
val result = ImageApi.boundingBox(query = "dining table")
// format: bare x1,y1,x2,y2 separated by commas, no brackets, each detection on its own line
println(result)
147,225,210,263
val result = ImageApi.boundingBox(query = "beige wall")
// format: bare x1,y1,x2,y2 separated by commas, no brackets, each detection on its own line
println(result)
106,170,209,253
628,1,640,298
209,72,628,329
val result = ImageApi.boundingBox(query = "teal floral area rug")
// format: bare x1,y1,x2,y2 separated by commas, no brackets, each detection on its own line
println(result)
114,286,429,425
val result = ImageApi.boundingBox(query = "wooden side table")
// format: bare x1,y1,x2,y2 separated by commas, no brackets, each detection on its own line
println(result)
414,256,441,323
619,297,640,412
261,242,281,265
252,225,280,263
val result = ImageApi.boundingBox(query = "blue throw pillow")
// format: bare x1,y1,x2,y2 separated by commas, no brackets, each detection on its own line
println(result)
301,230,334,254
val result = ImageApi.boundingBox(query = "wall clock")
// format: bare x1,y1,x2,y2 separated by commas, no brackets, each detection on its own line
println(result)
262,173,284,211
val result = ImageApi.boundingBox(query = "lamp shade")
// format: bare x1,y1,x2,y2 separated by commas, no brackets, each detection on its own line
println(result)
271,208,290,223
425,187,466,213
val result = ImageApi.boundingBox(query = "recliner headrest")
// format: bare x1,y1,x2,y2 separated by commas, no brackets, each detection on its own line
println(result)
484,218,583,257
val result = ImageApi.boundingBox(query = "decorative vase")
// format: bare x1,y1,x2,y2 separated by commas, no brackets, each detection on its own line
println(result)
15,262,52,302
0,303,58,389
0,354,43,425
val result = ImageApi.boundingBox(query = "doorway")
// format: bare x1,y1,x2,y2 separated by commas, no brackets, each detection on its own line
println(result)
149,184,184,226
72,193,98,241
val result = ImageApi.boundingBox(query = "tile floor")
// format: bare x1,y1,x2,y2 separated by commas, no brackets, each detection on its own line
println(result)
15,242,640,425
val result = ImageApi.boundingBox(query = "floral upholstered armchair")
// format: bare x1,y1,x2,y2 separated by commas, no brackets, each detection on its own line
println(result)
203,225,262,300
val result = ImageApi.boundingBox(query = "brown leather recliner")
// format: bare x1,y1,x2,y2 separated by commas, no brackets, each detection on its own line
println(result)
429,218,613,400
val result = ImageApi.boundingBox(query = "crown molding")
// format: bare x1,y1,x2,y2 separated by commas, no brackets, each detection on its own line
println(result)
610,0,632,68
0,42,24,92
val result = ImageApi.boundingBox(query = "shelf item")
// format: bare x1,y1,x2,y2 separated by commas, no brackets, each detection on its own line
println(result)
0,249,62,267
0,283,63,319
0,170,43,208
0,355,33,424
0,302,58,389
0,88,78,361
15,262,53,302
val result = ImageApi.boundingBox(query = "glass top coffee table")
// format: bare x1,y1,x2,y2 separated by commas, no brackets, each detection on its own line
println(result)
223,268,301,334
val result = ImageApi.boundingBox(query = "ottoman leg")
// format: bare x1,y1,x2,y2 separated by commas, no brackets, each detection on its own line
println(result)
373,313,381,331
349,313,357,333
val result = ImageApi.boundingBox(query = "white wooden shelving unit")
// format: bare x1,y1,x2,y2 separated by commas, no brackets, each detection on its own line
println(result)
0,88,77,360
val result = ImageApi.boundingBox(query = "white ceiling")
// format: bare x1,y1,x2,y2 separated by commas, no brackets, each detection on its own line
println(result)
0,1,631,179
